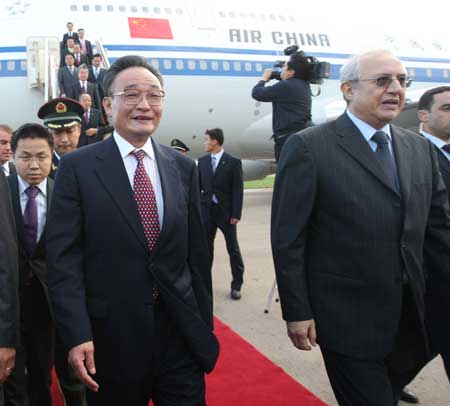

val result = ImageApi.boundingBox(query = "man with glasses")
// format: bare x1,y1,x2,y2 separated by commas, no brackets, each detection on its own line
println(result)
4,124,54,406
271,50,450,405
46,55,219,406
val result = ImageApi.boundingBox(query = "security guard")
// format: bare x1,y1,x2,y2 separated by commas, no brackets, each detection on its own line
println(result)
37,98,84,179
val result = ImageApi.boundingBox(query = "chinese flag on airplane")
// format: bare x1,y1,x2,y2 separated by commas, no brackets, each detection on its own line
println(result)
128,17,173,39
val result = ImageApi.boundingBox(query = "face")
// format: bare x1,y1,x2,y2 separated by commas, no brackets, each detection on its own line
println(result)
0,129,12,165
92,57,101,68
67,23,73,31
67,39,75,48
78,29,84,39
80,94,92,110
419,91,450,141
78,68,88,81
51,124,81,156
341,52,407,129
13,138,52,185
65,54,74,66
281,62,294,80
203,134,218,153
73,44,81,54
104,67,163,143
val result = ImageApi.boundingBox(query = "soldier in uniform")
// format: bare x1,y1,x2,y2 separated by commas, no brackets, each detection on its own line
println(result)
170,138,190,154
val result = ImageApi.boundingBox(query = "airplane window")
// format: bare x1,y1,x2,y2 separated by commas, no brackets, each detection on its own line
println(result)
239,12,247,19
444,70,449,78
289,16,296,22
255,63,263,72
408,68,416,77
249,13,256,19
229,12,236,18
211,61,219,71
7,60,16,71
164,8,172,15
0,63,2,72
154,7,161,14
223,61,230,71
259,14,267,21
119,5,126,12
233,61,241,71
82,5,89,11
107,5,114,12
219,11,226,18
150,59,159,69
188,60,196,70
21,60,27,71
269,14,276,21
163,59,172,70
142,6,149,13
245,62,252,72
70,5,77,11
176,60,184,70
95,5,102,12
131,6,138,12
279,15,286,21
200,61,207,70
426,69,432,78
175,8,183,15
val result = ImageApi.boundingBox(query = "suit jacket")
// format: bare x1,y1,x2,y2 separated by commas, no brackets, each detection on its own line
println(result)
46,136,219,381
48,153,59,180
78,108,106,147
60,49,74,67
198,152,243,222
57,66,78,97
7,175,53,327
271,113,450,361
71,81,102,110
88,67,107,101
62,32,79,46
72,53,89,68
78,39,93,62
0,170,19,348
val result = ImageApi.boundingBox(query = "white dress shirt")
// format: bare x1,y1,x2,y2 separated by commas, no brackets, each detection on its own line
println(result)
113,131,164,228
1,162,9,176
18,175,47,243
211,149,224,203
421,130,450,162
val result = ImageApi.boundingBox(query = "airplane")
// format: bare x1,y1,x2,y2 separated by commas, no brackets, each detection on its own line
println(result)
1,0,450,180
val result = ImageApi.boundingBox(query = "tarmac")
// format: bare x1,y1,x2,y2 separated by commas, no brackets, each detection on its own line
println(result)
211,188,450,406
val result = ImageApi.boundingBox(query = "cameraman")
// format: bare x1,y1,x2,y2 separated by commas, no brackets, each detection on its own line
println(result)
252,52,312,161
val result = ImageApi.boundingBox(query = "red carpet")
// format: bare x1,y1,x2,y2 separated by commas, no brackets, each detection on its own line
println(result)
51,317,327,406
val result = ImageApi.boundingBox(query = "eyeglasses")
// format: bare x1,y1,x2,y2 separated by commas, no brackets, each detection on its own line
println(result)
112,89,166,106
352,75,412,89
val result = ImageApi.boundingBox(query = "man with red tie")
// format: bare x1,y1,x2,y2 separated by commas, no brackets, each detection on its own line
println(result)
77,29,93,64
46,55,219,406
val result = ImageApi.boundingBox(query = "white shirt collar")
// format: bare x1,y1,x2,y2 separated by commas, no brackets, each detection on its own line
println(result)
17,175,47,197
113,131,155,161
346,110,391,142
211,148,224,162
2,162,9,176
420,130,448,149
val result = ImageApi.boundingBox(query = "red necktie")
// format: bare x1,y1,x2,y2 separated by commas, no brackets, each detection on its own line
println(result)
132,150,160,250
84,110,89,124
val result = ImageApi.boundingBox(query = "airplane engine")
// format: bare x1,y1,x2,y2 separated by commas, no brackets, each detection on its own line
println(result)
242,159,276,181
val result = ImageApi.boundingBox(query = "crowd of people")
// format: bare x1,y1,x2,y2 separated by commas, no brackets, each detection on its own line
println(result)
0,22,449,406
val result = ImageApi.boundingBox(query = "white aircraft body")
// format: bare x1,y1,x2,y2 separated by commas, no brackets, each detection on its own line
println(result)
1,0,450,179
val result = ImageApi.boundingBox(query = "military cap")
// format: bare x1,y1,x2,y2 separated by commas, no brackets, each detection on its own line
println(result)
170,138,190,153
37,98,84,130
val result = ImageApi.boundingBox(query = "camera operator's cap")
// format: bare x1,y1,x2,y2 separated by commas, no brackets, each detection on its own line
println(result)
37,98,84,129
170,138,190,153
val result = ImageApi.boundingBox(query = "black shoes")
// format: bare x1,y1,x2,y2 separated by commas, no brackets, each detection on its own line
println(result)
399,387,419,404
230,289,241,300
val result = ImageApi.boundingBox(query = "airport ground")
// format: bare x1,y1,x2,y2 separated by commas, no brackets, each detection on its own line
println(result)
211,188,450,406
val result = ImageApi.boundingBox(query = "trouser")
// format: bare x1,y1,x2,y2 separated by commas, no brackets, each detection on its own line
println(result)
207,204,244,291
321,287,428,406
86,300,205,406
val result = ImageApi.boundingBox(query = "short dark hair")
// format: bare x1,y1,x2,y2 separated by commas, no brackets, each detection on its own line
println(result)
11,123,53,153
93,53,102,59
418,86,450,111
103,55,164,96
205,128,224,146
78,28,84,32
287,52,312,79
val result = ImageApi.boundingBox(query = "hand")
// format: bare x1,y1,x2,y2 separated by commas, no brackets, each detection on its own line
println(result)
0,348,16,384
86,128,97,136
230,218,240,225
262,69,273,82
286,320,317,351
68,341,99,392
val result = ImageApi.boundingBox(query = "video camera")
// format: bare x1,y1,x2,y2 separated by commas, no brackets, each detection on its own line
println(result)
270,45,330,85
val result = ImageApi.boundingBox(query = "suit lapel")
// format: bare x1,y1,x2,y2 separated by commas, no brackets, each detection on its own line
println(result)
152,141,179,255
35,178,53,253
8,174,25,245
437,149,450,176
213,152,227,178
94,137,149,252
335,114,400,196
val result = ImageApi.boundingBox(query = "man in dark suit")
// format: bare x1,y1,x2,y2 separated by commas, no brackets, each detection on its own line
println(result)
58,54,78,98
271,50,450,405
46,55,219,406
416,86,450,378
88,54,108,119
0,125,14,177
60,38,76,67
62,22,79,47
71,65,102,110
4,124,55,406
72,44,89,68
0,164,19,398
77,29,93,64
198,128,245,300
78,93,106,147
